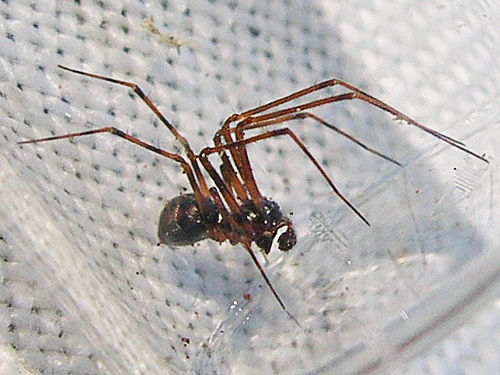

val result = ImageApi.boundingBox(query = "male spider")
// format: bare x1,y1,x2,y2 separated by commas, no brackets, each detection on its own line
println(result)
19,65,488,312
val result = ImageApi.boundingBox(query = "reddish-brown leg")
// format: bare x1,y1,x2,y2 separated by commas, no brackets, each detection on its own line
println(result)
18,126,207,204
236,111,402,166
200,127,370,226
57,65,213,195
214,79,487,163
219,110,403,209
212,85,487,217
242,241,287,310
213,110,401,216
198,124,371,313
196,143,292,313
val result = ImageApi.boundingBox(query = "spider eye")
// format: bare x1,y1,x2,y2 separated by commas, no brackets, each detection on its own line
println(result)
277,227,297,251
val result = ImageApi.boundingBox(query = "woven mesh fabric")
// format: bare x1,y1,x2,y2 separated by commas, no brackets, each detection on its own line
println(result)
1,0,499,374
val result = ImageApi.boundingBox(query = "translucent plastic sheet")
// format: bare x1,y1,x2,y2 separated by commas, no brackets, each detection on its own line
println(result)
190,117,493,374
1,1,500,374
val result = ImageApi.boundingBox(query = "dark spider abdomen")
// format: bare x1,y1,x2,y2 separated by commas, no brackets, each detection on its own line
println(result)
157,194,220,246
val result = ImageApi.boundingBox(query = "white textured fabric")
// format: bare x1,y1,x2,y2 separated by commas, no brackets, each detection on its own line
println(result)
1,1,499,374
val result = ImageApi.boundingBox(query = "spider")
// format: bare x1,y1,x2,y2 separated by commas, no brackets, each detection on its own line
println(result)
19,65,488,313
